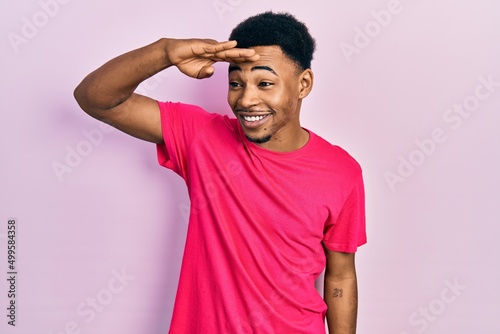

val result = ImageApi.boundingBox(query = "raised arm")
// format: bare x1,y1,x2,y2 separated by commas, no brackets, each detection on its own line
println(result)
324,249,358,334
73,38,259,143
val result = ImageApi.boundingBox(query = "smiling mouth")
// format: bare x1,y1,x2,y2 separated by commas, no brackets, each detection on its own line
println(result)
242,115,268,122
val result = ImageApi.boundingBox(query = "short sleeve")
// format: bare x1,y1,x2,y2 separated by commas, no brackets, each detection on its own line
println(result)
155,101,215,178
323,174,367,253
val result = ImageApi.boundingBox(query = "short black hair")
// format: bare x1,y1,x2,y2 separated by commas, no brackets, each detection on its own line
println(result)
229,11,316,70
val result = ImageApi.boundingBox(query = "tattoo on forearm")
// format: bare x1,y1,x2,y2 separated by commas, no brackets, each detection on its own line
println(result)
333,288,343,298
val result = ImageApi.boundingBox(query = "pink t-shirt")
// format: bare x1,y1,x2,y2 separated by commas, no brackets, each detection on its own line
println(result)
156,101,366,333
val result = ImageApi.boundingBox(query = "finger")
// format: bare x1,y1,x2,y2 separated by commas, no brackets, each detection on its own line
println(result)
226,56,261,63
214,48,260,62
197,65,215,79
203,40,237,53
201,39,219,44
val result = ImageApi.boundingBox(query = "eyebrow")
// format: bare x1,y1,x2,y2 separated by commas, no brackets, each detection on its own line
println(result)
228,65,278,76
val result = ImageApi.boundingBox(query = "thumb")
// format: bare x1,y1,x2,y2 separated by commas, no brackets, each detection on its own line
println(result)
197,65,215,79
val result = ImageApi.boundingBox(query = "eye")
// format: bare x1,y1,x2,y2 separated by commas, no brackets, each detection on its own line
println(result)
229,81,241,88
258,82,273,87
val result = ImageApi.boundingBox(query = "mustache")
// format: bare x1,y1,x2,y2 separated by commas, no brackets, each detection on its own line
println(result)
235,108,272,113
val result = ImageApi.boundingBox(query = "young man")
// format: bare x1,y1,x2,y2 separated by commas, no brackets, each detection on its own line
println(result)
74,11,366,334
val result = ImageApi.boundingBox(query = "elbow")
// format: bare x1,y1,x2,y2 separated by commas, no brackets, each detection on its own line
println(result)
73,81,107,120
73,81,92,115
73,82,84,105
73,80,127,119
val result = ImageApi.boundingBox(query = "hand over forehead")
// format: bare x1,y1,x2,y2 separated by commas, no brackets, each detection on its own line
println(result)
197,40,260,63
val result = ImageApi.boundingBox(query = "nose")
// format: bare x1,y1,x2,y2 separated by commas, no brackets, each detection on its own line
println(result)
238,86,259,109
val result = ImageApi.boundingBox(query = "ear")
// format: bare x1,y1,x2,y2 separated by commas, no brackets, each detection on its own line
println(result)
298,69,314,99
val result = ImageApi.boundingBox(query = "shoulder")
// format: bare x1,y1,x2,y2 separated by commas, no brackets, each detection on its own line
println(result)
157,101,230,125
309,131,362,174
157,101,210,117
157,100,241,138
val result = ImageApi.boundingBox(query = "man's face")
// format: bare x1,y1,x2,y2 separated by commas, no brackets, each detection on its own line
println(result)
227,46,312,151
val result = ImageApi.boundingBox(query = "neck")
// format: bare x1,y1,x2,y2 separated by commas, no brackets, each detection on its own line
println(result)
258,127,310,152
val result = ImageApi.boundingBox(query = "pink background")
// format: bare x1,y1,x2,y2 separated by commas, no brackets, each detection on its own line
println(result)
1,0,499,333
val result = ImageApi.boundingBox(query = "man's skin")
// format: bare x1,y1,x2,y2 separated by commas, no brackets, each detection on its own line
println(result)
74,37,358,333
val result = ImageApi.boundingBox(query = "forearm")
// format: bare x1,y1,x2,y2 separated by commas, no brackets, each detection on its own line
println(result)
74,38,172,114
324,276,358,334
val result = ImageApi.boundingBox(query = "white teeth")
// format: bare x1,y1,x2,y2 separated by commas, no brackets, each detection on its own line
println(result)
243,115,267,122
